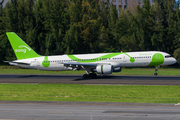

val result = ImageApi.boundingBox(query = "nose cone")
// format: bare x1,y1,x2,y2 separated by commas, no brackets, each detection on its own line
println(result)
172,58,177,64
162,57,177,66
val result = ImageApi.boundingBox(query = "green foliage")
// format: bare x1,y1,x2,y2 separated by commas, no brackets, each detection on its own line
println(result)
0,0,179,66
173,48,180,65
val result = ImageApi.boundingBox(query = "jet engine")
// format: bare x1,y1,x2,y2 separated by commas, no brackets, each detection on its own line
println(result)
96,65,113,74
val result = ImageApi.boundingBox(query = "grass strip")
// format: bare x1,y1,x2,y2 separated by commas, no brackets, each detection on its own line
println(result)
0,66,180,76
0,84,179,103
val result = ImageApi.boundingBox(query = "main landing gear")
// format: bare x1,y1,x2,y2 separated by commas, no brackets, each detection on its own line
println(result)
154,67,158,76
83,73,97,79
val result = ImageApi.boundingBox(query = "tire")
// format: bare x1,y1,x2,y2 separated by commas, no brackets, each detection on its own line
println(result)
154,73,158,76
93,73,97,78
89,73,93,78
83,74,88,78
89,73,97,79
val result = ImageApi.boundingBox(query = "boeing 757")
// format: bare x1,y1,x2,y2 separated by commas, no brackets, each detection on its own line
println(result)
5,32,177,78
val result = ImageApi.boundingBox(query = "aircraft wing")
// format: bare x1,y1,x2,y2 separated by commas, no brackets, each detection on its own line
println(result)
62,61,111,66
61,61,111,71
62,62,97,66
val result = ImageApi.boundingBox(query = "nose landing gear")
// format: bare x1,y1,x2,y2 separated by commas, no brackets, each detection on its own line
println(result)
154,67,158,76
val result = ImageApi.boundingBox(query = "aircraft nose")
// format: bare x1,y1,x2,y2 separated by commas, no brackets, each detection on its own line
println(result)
172,58,177,64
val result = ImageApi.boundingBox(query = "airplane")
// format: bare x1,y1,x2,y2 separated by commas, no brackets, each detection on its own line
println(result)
5,32,177,78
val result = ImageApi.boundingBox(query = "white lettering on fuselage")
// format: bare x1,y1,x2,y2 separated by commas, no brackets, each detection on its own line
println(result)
139,53,152,55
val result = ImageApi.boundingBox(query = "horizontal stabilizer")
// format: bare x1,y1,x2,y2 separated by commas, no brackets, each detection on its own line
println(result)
7,61,31,65
3,61,10,63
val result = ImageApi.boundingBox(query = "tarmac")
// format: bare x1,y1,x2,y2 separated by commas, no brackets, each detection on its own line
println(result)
0,101,180,120
0,74,180,85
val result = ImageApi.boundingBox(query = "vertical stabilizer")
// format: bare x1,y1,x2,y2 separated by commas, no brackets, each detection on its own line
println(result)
6,32,41,60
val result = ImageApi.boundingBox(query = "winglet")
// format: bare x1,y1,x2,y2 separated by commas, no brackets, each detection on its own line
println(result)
6,32,41,60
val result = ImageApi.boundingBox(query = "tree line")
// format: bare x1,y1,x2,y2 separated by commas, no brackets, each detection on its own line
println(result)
0,0,180,65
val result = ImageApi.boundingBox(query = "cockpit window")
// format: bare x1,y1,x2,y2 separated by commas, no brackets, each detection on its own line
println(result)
165,55,172,58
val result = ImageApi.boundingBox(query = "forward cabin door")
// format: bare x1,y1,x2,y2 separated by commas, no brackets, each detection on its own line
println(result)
123,55,126,62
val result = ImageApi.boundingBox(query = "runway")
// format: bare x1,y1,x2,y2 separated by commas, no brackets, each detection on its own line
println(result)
0,101,179,120
0,74,180,85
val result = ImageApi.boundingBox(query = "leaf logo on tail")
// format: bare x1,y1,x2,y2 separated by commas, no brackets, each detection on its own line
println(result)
19,45,31,51
15,45,31,53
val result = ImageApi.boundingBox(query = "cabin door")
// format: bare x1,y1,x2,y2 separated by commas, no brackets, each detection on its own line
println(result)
36,60,40,66
123,55,126,62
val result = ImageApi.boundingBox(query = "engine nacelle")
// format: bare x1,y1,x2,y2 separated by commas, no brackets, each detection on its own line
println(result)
96,65,113,74
113,67,122,72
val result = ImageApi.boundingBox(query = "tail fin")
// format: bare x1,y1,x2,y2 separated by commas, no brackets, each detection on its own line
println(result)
6,32,41,60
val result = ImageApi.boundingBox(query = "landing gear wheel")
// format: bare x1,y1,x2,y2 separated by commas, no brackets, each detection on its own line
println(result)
83,74,88,78
89,73,97,79
89,73,93,78
93,73,97,78
154,73,158,76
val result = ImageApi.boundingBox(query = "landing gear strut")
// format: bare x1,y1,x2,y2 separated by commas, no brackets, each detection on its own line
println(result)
154,67,158,76
83,73,97,79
